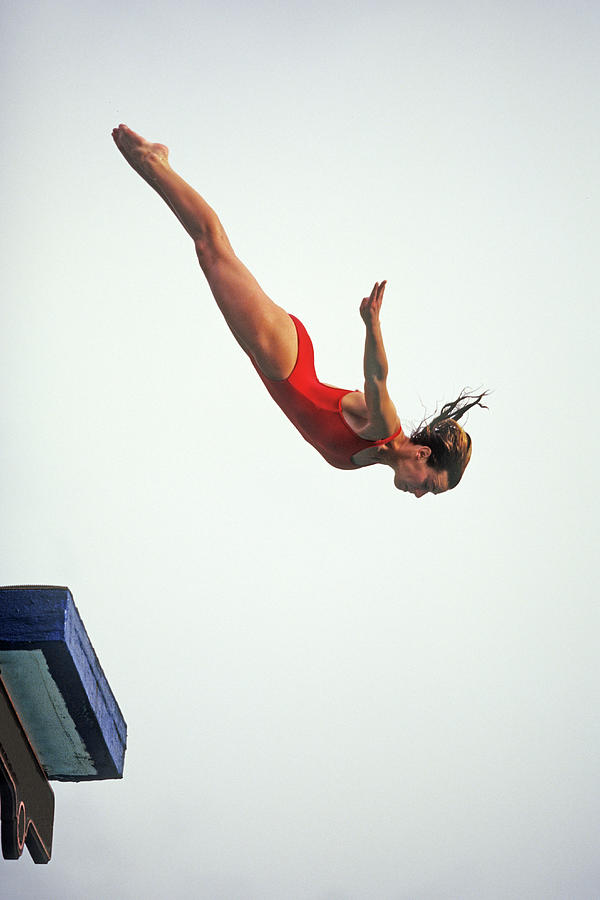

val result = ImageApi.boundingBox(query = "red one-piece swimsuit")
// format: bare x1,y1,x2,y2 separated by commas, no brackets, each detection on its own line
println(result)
251,315,403,470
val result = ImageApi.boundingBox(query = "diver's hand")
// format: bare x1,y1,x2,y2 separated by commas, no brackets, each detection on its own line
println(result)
360,281,387,326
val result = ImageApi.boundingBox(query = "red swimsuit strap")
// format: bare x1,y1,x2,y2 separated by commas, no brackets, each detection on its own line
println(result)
370,423,403,447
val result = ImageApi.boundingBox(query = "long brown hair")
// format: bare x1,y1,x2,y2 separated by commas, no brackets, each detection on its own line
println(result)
411,390,489,489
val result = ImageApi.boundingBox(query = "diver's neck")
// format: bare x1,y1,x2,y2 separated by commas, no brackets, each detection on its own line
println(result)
378,432,413,464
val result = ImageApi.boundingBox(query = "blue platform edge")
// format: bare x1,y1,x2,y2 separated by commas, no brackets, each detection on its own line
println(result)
0,587,127,781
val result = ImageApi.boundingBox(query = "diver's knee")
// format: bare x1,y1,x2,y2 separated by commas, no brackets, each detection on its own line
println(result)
194,229,232,269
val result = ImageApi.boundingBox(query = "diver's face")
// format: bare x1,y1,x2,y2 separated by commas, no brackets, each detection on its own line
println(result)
394,455,449,498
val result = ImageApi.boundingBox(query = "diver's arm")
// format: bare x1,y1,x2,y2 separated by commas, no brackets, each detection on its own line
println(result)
359,281,401,434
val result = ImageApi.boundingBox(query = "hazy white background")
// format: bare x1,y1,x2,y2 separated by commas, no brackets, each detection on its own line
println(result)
2,1,599,897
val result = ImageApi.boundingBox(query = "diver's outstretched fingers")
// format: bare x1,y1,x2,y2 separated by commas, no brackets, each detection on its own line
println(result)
360,280,387,323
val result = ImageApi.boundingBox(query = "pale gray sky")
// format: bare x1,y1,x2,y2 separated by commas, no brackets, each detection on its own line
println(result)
2,1,599,897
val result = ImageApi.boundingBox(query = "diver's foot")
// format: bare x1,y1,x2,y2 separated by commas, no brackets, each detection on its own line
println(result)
111,124,169,183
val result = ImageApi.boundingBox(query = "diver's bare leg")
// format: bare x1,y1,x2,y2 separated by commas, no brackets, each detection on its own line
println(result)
112,124,297,379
